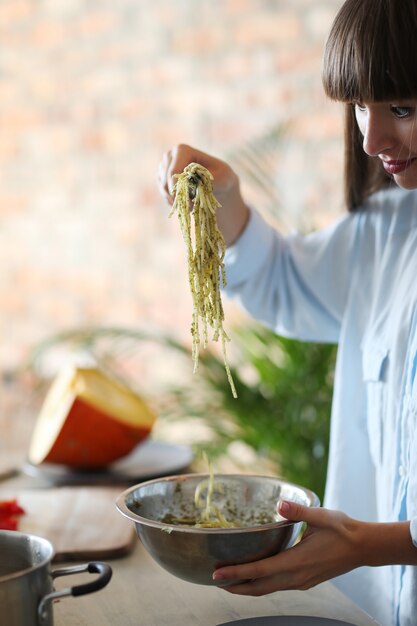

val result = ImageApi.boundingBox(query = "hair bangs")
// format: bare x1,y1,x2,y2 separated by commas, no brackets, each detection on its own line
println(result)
322,0,417,104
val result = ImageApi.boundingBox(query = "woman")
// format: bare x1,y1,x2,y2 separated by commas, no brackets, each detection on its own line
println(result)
158,1,417,624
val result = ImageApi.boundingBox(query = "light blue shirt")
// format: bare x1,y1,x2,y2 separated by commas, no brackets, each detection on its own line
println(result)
223,186,417,626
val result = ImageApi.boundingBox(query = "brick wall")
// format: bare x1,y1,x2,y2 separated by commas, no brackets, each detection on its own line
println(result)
0,0,345,375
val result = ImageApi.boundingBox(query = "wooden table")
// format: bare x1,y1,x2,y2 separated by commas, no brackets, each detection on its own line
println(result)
51,540,379,626
1,463,380,626
1,470,380,626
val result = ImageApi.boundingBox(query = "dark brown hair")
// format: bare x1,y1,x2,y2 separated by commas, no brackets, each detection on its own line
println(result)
322,0,417,211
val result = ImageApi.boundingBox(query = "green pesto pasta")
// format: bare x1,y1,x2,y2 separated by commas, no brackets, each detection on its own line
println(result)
170,163,237,398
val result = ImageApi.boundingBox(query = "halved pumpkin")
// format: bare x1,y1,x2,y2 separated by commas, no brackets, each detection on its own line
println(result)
28,366,156,468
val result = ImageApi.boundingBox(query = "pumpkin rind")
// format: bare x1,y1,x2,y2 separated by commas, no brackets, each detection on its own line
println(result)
29,366,156,468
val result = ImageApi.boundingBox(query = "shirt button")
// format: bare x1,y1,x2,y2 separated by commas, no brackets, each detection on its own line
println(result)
399,465,407,478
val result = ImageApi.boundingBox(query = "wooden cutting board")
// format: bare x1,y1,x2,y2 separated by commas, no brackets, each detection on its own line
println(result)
0,486,136,562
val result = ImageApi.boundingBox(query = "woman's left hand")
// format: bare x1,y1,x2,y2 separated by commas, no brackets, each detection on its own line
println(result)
212,500,366,595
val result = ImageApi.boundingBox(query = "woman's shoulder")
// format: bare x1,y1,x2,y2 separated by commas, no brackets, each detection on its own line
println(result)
357,187,417,234
363,186,417,214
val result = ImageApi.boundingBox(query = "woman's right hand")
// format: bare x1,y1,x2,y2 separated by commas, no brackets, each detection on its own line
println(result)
157,144,250,247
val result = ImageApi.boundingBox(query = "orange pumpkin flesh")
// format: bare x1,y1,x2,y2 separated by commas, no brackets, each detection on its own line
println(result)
28,366,156,468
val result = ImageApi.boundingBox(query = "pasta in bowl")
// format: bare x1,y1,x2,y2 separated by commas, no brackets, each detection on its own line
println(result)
116,474,319,586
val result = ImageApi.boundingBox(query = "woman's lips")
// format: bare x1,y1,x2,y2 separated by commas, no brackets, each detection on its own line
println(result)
382,158,416,175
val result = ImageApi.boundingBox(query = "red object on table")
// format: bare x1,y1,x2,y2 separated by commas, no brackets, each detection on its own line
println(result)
0,498,25,530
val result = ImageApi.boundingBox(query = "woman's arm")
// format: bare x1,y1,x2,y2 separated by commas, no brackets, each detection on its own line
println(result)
212,501,417,596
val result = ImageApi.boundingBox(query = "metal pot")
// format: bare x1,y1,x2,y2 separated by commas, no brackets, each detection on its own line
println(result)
0,530,112,626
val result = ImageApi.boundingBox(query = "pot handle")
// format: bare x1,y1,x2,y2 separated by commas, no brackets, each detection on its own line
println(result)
38,562,112,624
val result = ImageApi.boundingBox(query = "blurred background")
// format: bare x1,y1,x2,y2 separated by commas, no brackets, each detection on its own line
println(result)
0,0,345,497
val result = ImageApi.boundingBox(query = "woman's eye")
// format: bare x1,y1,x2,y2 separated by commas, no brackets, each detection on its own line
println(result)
391,105,414,119
354,102,366,113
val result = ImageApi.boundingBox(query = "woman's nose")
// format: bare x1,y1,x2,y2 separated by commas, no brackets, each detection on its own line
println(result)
361,110,394,157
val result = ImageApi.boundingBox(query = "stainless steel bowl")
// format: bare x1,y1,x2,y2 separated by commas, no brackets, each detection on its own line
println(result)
116,474,319,586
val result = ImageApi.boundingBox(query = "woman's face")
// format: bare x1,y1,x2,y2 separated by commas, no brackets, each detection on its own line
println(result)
355,101,417,189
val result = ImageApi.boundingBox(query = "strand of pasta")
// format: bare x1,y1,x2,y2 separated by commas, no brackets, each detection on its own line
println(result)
169,163,237,398
193,458,238,528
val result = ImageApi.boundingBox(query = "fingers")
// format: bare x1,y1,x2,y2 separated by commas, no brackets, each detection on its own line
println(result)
157,144,202,202
277,500,330,527
157,143,233,206
157,149,174,204
212,548,311,596
213,555,281,587
212,507,362,597
156,143,248,246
